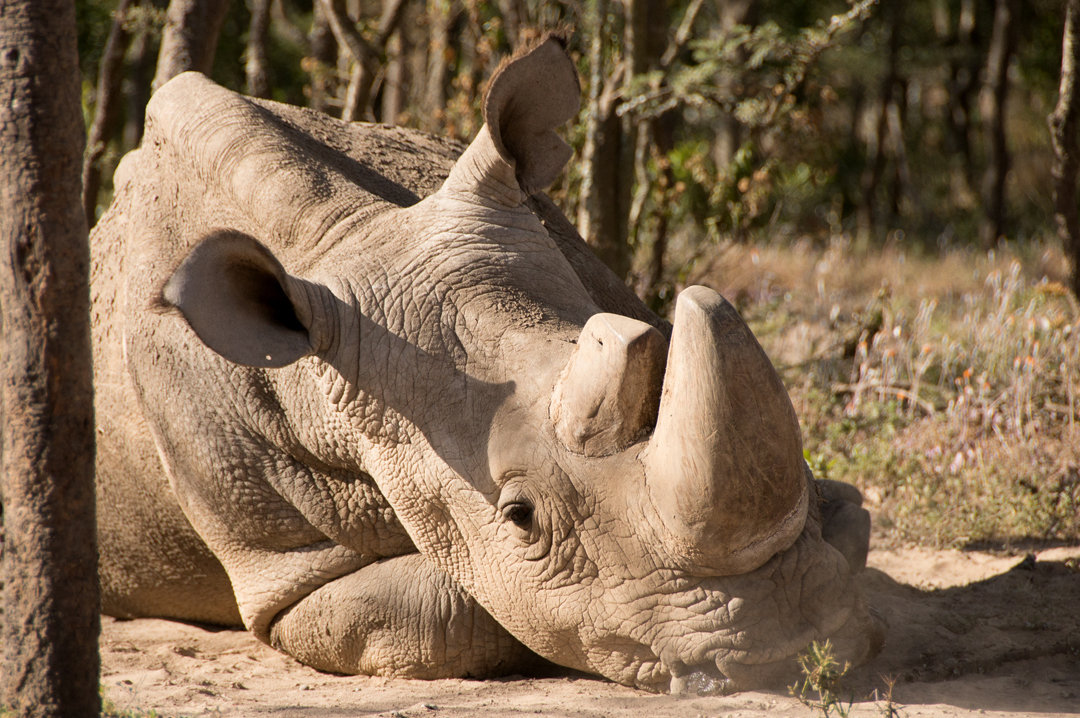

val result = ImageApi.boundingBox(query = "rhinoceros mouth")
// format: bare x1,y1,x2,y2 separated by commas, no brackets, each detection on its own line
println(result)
668,658,738,696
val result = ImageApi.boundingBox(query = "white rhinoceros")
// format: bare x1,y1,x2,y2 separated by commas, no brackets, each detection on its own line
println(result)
93,34,884,694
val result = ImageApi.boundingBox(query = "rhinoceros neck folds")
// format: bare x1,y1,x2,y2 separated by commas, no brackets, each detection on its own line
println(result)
442,125,527,208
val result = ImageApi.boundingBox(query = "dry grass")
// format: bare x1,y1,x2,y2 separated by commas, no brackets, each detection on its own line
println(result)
691,236,1080,550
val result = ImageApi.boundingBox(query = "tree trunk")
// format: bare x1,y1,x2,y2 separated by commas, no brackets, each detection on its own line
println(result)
857,0,901,245
271,0,309,48
0,1,100,716
380,0,407,125
578,0,633,279
1050,0,1080,298
123,19,156,149
980,0,1018,249
424,0,456,130
947,0,978,178
83,0,136,228
712,0,754,169
321,0,376,120
887,93,911,217
496,0,526,47
321,0,408,122
641,109,677,310
308,0,338,114
246,0,272,98
152,0,233,93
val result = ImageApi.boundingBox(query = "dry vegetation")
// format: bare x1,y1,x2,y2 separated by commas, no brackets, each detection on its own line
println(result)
691,237,1080,550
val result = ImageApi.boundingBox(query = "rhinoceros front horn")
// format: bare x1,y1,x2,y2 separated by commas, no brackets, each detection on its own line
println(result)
643,286,809,575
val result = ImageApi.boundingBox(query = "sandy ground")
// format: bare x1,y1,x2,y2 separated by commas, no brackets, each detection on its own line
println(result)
101,547,1080,718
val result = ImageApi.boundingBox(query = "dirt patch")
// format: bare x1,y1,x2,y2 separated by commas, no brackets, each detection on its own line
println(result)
101,547,1080,717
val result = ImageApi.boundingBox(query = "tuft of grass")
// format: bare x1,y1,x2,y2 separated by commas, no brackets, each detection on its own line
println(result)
874,675,905,718
789,640,853,718
789,642,909,718
697,237,1080,548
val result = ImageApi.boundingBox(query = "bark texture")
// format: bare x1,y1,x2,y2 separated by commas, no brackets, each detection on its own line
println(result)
0,0,100,715
1050,0,1080,298
152,0,233,92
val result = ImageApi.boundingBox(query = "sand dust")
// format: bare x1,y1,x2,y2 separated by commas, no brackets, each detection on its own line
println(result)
101,546,1080,717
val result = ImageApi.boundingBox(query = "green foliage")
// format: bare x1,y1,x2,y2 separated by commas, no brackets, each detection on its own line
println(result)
628,1,876,126
619,0,877,284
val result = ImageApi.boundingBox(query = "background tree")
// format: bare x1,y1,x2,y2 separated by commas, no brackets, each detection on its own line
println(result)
1050,0,1080,296
152,0,232,91
83,0,136,227
980,0,1019,248
0,0,100,715
71,0,1076,300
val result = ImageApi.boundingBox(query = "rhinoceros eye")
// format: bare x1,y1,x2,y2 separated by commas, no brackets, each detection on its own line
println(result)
502,501,534,529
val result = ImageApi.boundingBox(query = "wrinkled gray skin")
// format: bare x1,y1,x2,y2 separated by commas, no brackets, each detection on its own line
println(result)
94,36,884,693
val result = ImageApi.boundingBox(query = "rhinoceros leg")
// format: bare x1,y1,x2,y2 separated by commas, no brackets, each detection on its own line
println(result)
816,478,871,572
268,552,538,678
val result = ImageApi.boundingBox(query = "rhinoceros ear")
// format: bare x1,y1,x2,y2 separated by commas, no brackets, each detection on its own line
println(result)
482,32,581,196
162,231,318,369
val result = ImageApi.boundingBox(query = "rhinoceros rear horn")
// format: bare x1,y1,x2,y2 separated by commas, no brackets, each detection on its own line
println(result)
643,286,808,575
482,32,581,196
550,314,666,457
163,231,319,369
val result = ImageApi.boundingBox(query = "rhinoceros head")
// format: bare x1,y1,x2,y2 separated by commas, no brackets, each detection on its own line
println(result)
150,34,883,692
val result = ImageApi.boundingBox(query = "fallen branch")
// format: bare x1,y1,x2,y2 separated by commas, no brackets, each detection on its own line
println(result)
831,382,939,416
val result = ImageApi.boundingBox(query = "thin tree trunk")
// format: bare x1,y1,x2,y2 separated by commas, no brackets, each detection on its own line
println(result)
496,0,526,47
271,0,309,48
712,0,754,169
948,0,978,180
424,0,456,130
380,0,410,124
83,0,136,228
1050,0,1080,298
152,0,233,92
246,0,272,98
124,20,156,149
321,0,377,120
0,1,100,715
381,23,405,124
980,0,1018,249
308,0,338,114
887,97,911,217
642,110,677,309
321,0,408,122
857,0,901,245
578,0,635,279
